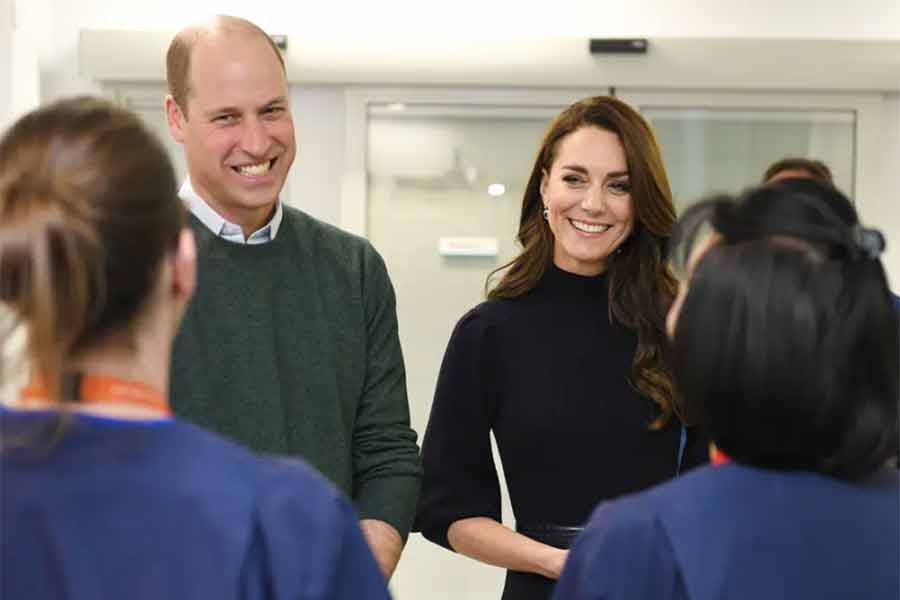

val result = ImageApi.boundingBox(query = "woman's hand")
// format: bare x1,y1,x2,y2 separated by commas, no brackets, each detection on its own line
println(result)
538,547,570,580
448,517,571,579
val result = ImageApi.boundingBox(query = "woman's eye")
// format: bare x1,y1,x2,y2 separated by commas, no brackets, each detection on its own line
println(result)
562,175,585,185
609,180,631,194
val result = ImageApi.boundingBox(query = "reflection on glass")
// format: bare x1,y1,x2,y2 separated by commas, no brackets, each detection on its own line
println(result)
368,105,555,431
643,107,855,209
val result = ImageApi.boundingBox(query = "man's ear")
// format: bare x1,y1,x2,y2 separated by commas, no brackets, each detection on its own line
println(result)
171,228,196,306
165,95,187,144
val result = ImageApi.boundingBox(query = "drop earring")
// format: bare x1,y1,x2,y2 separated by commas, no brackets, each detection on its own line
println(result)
542,207,549,220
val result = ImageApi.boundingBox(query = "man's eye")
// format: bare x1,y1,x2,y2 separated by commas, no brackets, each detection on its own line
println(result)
214,114,236,124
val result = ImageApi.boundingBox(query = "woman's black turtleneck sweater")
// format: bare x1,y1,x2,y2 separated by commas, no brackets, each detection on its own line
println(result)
415,264,707,550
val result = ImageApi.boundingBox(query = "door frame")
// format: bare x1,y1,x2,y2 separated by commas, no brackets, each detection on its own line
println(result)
342,86,613,236
344,87,886,236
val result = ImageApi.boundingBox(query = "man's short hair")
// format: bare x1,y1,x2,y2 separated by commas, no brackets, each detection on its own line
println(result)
762,157,834,185
166,15,286,117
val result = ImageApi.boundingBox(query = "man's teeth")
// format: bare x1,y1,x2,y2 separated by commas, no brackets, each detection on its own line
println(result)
570,220,610,233
236,160,272,176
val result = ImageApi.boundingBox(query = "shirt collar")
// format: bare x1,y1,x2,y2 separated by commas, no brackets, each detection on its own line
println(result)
178,178,283,244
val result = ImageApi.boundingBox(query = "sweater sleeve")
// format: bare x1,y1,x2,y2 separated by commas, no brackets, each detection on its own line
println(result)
414,307,502,550
351,243,422,541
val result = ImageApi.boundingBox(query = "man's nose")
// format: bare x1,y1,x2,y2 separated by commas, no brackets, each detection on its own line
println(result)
240,117,270,157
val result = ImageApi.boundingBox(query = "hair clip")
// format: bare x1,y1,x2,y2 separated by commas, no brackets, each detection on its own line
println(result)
851,225,885,260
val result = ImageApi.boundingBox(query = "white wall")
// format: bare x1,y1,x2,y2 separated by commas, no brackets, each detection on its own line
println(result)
0,0,13,403
41,0,900,101
39,0,900,50
0,0,12,130
286,86,346,223
10,30,40,121
875,93,900,276
0,0,45,129
13,1,897,226
0,0,38,405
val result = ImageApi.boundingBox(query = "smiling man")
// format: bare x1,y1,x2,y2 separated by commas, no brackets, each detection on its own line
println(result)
164,16,421,579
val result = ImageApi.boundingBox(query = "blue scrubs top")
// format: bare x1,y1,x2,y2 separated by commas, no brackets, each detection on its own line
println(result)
1,409,390,600
554,463,898,600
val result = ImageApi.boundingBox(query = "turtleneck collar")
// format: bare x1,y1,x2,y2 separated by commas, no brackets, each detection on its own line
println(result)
542,262,608,291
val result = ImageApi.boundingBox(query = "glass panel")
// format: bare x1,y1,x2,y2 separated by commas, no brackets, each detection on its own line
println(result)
368,103,556,435
642,107,856,210
367,103,556,600
125,101,189,184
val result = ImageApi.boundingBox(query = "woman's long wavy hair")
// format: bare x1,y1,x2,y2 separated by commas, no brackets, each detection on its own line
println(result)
488,96,679,428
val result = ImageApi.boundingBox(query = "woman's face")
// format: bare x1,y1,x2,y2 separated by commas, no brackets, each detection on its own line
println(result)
666,232,721,339
540,126,634,276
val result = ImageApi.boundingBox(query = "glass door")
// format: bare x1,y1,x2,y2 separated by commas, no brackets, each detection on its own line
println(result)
366,100,565,600
355,87,882,600
617,90,885,208
644,107,854,208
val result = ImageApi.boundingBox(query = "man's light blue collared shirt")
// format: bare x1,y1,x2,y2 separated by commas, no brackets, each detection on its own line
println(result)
179,178,283,244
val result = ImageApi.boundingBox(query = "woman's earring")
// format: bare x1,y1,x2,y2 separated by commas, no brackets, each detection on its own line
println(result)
542,207,549,220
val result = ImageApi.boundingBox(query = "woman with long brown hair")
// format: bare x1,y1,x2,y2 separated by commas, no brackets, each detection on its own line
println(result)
415,96,707,599
0,97,389,600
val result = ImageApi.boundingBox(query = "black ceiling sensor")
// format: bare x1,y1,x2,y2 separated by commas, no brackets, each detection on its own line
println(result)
270,35,288,52
589,38,649,54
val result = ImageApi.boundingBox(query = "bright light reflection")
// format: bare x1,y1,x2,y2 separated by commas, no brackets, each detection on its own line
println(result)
487,183,506,197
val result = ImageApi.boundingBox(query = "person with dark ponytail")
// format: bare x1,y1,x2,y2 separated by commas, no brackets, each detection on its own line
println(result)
554,178,899,600
415,96,707,600
762,155,900,310
0,97,390,600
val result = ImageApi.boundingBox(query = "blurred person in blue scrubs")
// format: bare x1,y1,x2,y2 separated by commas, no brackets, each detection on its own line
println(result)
553,179,898,600
0,97,390,600
764,156,900,308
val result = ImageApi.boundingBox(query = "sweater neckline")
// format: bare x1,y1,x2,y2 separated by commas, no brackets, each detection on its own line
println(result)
188,212,288,258
541,262,608,295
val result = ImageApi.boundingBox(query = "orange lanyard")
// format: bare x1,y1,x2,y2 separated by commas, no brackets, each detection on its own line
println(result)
711,446,731,465
20,374,171,417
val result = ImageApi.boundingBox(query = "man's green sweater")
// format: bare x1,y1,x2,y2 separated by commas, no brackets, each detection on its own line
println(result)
171,207,421,539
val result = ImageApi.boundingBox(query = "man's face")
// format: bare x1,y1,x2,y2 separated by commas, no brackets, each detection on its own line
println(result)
166,33,295,228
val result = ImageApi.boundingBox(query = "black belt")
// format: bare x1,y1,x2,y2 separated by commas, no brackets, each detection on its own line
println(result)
516,523,584,550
